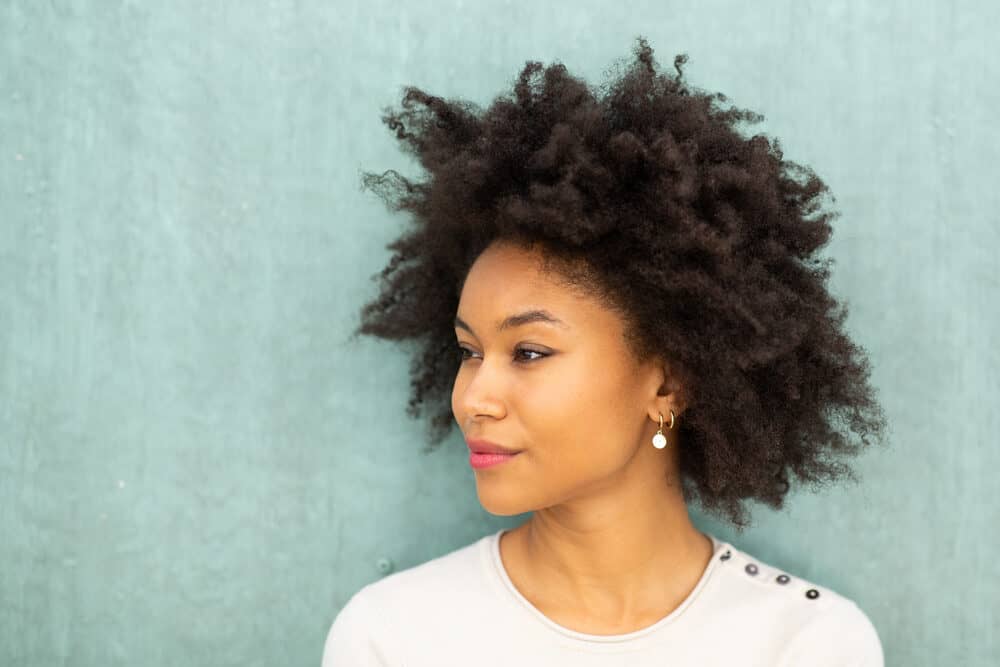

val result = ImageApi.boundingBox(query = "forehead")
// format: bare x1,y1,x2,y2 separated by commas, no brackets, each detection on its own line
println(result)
460,242,566,303
457,242,613,332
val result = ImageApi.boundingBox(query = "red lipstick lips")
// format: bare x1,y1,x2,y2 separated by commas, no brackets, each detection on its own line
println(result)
466,439,522,470
465,439,521,455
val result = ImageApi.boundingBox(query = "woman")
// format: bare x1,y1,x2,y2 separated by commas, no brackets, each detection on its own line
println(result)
324,36,888,666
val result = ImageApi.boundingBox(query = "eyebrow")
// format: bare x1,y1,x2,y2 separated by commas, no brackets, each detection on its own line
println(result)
454,309,568,335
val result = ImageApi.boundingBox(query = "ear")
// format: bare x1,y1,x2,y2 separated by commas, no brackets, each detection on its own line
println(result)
647,357,687,420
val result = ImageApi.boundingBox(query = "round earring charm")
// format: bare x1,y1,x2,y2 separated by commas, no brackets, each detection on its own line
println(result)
652,412,668,449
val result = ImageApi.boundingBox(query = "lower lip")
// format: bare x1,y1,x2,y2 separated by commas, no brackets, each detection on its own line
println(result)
469,451,521,469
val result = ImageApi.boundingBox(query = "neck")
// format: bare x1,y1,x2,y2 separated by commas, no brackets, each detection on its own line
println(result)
503,477,714,625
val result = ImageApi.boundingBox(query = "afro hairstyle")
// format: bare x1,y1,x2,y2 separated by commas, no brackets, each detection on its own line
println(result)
347,36,889,530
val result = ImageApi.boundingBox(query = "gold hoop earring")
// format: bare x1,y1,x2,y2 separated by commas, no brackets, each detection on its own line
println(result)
652,410,675,449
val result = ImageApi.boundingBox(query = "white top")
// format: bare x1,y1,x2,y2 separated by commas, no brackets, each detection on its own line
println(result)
322,528,884,666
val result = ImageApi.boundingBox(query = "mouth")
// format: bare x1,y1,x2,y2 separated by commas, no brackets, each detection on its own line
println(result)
465,439,522,456
468,450,521,469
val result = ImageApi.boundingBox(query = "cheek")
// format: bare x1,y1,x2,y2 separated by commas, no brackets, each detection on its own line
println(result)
524,370,631,456
525,407,635,502
514,369,577,424
565,371,641,454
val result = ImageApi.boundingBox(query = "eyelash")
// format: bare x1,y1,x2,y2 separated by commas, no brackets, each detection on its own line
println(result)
456,345,548,364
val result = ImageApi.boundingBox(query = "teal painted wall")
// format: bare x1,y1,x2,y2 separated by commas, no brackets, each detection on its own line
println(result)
2,1,997,664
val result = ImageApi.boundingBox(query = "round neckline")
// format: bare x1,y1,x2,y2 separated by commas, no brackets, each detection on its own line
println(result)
487,527,729,644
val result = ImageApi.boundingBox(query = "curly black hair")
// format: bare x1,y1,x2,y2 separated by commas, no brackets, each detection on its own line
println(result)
347,36,889,530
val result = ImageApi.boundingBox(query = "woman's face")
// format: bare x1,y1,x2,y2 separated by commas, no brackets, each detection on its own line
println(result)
451,240,678,516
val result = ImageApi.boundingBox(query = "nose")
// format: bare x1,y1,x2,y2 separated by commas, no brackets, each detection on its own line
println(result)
456,353,507,419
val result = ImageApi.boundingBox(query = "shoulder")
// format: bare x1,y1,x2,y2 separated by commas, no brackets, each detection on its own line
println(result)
322,584,390,667
322,534,488,666
776,596,884,666
360,533,486,608
710,540,884,666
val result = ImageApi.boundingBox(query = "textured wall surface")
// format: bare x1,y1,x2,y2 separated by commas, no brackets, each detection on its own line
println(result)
2,1,997,665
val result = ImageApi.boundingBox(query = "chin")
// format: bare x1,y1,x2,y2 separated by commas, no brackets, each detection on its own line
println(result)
475,488,531,517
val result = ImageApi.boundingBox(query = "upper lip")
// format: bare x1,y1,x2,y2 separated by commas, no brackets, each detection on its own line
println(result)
466,439,522,455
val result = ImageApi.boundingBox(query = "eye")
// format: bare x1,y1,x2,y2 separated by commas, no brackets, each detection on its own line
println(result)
456,345,548,364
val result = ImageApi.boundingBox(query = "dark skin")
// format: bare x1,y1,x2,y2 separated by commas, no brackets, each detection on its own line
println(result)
451,240,715,636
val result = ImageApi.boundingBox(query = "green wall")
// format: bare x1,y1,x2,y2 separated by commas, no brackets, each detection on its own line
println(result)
2,1,997,664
